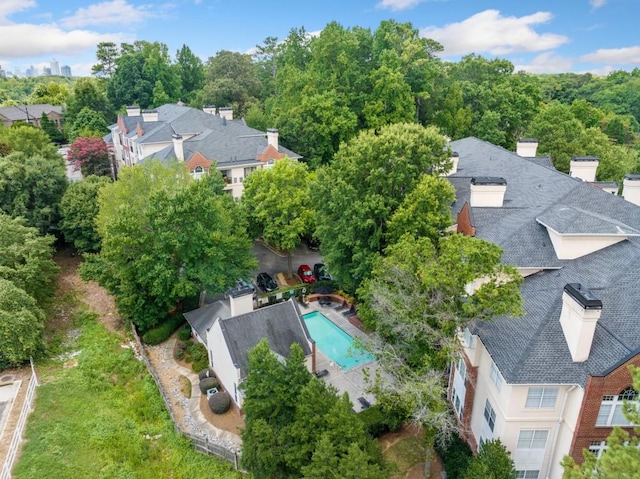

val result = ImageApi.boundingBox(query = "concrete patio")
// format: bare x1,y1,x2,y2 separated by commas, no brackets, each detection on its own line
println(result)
299,299,378,412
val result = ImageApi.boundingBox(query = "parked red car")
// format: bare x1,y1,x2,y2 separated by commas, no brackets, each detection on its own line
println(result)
297,264,316,283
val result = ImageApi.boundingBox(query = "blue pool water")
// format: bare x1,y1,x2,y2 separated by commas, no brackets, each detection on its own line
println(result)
303,311,374,370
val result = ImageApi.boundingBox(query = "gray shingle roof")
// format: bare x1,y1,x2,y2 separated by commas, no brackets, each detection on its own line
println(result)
183,301,231,346
216,300,312,378
126,103,301,166
450,137,640,386
0,104,62,121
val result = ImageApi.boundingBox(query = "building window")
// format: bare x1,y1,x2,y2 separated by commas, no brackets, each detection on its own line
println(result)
490,361,502,392
244,166,256,177
484,400,496,432
462,327,473,348
588,441,607,459
516,471,540,479
596,387,638,427
517,430,548,449
526,387,559,408
192,165,205,180
457,357,467,383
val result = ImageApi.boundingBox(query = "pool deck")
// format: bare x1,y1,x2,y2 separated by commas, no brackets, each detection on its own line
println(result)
300,300,377,412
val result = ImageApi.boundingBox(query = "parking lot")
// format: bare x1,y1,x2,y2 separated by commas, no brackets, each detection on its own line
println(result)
251,241,323,291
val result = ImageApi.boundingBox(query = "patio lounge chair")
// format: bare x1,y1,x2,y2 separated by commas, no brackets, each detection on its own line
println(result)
319,296,332,306
315,369,329,378
334,300,348,311
342,304,357,317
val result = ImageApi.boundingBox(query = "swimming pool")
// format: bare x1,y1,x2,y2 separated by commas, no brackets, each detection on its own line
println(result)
303,311,374,370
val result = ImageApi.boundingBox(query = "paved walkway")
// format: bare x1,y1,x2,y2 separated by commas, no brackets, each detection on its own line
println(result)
147,338,242,448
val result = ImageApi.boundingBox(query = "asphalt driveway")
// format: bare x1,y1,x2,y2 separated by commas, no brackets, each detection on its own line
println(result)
251,241,323,280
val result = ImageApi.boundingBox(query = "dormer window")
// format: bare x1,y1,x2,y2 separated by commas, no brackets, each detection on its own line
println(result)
192,165,205,180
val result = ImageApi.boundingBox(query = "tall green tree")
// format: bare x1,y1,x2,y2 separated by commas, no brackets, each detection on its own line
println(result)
64,77,113,127
313,123,450,292
358,234,522,433
0,151,68,234
463,440,516,479
0,124,59,160
84,161,256,330
241,339,388,479
67,107,109,142
40,112,66,144
241,158,312,278
197,50,261,116
0,214,59,305
0,278,45,368
92,41,120,78
59,176,111,252
175,44,204,104
562,366,640,478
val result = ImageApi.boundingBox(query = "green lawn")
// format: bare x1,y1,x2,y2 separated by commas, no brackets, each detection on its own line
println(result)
383,435,427,479
13,312,242,479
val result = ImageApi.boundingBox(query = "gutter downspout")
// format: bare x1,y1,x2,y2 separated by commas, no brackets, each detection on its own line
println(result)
546,385,577,479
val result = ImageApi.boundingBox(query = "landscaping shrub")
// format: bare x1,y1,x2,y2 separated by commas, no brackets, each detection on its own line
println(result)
198,368,215,381
175,341,187,361
434,431,473,479
208,390,231,414
178,325,191,341
186,342,208,372
358,405,390,438
199,377,219,395
141,315,185,345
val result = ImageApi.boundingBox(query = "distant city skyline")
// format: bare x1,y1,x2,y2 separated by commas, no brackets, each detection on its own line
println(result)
1,0,639,77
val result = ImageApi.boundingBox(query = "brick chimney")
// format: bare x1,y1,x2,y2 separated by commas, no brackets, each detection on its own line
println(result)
570,156,599,182
126,105,141,116
203,105,217,115
219,107,233,121
141,109,158,122
516,138,538,157
229,287,254,317
559,283,602,362
470,177,507,207
267,128,279,150
172,134,184,162
623,174,640,207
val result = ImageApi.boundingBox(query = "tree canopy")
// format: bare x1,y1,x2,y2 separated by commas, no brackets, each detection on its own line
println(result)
241,339,389,479
82,161,256,330
313,122,450,292
241,158,313,277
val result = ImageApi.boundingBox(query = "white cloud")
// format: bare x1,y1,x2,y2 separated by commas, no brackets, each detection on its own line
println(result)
590,0,607,9
514,52,574,74
420,9,570,56
0,0,36,25
60,0,155,28
376,0,424,11
0,23,126,58
581,46,640,64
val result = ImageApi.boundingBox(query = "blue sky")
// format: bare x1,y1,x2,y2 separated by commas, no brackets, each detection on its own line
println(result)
1,0,639,77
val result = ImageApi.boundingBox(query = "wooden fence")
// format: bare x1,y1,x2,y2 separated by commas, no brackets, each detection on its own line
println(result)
131,325,244,471
0,359,39,479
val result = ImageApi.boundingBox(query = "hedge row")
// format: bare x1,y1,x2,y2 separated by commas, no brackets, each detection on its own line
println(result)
142,314,185,345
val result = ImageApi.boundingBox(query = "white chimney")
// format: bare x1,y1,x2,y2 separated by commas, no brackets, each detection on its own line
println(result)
559,283,602,362
172,134,184,162
141,109,158,122
516,138,538,157
229,288,254,317
219,107,233,121
623,174,640,206
126,105,141,117
470,177,507,207
203,105,216,115
267,128,279,150
442,152,459,176
570,156,599,182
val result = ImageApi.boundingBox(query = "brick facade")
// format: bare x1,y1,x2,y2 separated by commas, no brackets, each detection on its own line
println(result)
569,353,640,463
450,354,479,451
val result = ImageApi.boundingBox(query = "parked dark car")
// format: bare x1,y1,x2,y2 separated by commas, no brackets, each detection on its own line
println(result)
226,278,256,298
313,263,332,281
256,272,278,292
301,235,320,251
297,264,316,284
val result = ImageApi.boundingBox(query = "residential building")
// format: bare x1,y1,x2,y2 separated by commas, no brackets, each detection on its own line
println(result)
447,137,640,479
106,103,301,198
0,104,64,128
184,291,314,408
